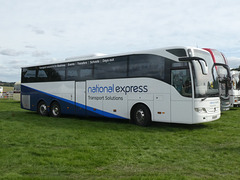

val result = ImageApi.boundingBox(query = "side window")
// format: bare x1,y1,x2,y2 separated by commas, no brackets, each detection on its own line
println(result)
36,64,66,82
24,69,36,78
66,66,78,80
22,68,37,82
94,57,127,79
128,54,165,80
79,65,93,80
171,69,192,97
23,64,66,82
38,70,47,78
47,67,65,81
166,49,187,57
66,64,93,81
36,69,48,82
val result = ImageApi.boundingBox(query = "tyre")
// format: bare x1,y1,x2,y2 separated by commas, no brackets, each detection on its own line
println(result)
37,101,48,116
132,104,151,126
50,102,61,117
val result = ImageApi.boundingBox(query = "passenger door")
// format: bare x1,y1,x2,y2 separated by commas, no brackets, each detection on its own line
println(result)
76,81,86,116
170,69,193,124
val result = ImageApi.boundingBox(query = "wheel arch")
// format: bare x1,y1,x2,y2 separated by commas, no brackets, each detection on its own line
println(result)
130,102,152,122
37,99,47,106
50,99,60,107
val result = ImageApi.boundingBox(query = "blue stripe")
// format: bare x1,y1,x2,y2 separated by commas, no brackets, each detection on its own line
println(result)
21,85,126,119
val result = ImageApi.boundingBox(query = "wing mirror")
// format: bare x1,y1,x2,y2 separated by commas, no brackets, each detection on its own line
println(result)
179,57,208,75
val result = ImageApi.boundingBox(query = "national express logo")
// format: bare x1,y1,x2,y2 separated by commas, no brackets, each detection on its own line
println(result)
88,84,148,95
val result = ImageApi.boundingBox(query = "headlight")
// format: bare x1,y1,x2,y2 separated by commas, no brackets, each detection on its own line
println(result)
195,108,207,113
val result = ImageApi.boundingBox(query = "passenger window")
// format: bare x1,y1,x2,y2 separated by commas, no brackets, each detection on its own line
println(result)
79,65,93,80
48,67,65,81
22,68,37,82
94,57,127,79
38,70,47,78
24,69,36,78
171,69,192,97
129,54,165,80
66,66,78,80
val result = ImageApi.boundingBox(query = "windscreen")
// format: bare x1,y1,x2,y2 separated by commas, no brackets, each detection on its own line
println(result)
211,49,226,64
233,73,240,90
192,49,219,98
211,50,231,97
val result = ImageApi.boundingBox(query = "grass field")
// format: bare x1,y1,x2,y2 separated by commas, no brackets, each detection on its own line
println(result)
1,99,240,179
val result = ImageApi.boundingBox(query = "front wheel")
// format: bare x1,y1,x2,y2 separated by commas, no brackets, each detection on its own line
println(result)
131,104,151,126
50,102,61,117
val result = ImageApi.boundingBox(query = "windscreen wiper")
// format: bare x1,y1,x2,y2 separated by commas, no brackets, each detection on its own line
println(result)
201,95,209,101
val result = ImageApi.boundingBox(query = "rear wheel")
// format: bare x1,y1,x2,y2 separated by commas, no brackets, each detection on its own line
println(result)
132,104,151,126
50,102,61,117
37,101,48,116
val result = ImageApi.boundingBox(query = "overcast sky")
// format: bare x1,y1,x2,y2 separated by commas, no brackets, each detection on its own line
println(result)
1,0,240,82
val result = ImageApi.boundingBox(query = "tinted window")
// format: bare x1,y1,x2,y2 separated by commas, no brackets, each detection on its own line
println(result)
36,69,48,82
48,67,65,81
22,68,37,82
66,65,78,80
22,54,175,83
94,56,127,79
24,69,36,78
79,65,93,80
129,54,165,80
38,70,47,78
66,64,93,81
166,49,187,57
38,64,66,82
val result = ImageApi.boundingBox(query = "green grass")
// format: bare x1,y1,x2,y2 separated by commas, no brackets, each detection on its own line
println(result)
1,99,240,179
